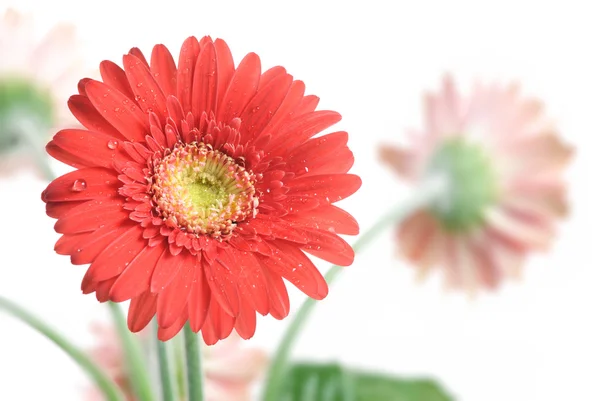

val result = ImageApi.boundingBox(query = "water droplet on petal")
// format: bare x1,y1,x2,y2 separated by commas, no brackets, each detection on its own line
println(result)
72,179,87,192
107,140,118,149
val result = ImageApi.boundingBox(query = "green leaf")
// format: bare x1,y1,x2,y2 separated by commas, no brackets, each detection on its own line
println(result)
352,373,454,401
279,363,454,401
281,363,355,401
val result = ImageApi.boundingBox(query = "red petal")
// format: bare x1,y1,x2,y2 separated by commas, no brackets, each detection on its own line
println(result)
206,250,241,317
157,252,196,328
191,41,218,119
158,311,188,341
150,248,187,293
297,95,320,115
201,299,235,344
250,216,309,243
176,36,201,114
54,232,89,255
47,129,127,169
77,78,91,96
128,47,150,68
188,258,211,332
286,174,362,205
128,291,157,332
85,80,148,142
212,300,235,340
269,110,341,154
277,196,320,214
256,80,305,143
85,225,146,282
109,242,167,302
231,249,269,315
123,54,168,120
234,296,257,340
70,223,135,265
150,44,177,97
54,198,127,234
68,95,123,139
284,205,359,235
100,60,135,99
214,39,235,108
260,241,328,300
95,277,118,302
42,168,120,203
263,267,290,319
46,200,85,219
217,52,261,123
301,229,355,266
257,66,286,91
200,302,218,345
239,73,293,144
286,131,354,177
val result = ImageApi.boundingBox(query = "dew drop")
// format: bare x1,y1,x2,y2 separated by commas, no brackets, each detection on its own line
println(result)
107,140,118,149
72,179,87,192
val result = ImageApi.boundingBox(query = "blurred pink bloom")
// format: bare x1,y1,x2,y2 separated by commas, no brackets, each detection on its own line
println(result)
86,324,267,401
0,8,83,175
380,76,573,291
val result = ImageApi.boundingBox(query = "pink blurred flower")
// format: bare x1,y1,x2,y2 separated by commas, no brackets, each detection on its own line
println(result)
86,324,267,401
380,76,573,291
0,8,83,175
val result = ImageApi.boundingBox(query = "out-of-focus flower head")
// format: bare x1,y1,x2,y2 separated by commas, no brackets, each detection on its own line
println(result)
380,76,573,292
86,324,267,401
0,8,82,175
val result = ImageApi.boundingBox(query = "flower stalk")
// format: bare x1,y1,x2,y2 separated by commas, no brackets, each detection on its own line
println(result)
184,323,204,401
155,320,177,401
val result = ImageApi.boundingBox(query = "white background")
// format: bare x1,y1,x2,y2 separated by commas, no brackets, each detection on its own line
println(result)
1,1,599,400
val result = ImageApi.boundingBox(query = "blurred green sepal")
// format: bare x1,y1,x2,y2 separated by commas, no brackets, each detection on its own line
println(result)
0,76,54,154
280,362,454,401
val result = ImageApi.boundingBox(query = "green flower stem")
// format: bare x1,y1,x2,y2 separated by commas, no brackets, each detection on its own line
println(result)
184,323,204,401
108,302,155,401
262,180,445,401
155,320,177,401
0,296,126,401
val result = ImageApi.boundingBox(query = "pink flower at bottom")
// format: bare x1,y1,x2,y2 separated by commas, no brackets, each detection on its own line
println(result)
380,76,573,292
86,324,267,401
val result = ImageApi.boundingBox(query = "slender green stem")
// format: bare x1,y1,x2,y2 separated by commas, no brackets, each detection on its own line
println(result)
108,302,155,401
0,296,126,401
173,333,187,400
155,320,177,401
262,181,444,401
184,323,204,401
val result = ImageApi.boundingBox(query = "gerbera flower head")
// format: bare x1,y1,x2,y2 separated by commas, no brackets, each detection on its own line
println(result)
380,76,572,291
42,36,361,343
0,8,82,174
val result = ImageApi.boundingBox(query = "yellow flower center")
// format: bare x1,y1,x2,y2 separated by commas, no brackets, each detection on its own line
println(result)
151,143,258,238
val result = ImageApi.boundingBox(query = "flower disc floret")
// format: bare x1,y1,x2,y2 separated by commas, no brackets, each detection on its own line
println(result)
152,142,258,238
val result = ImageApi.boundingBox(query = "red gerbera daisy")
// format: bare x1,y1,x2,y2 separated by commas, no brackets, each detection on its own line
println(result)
41,36,361,344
